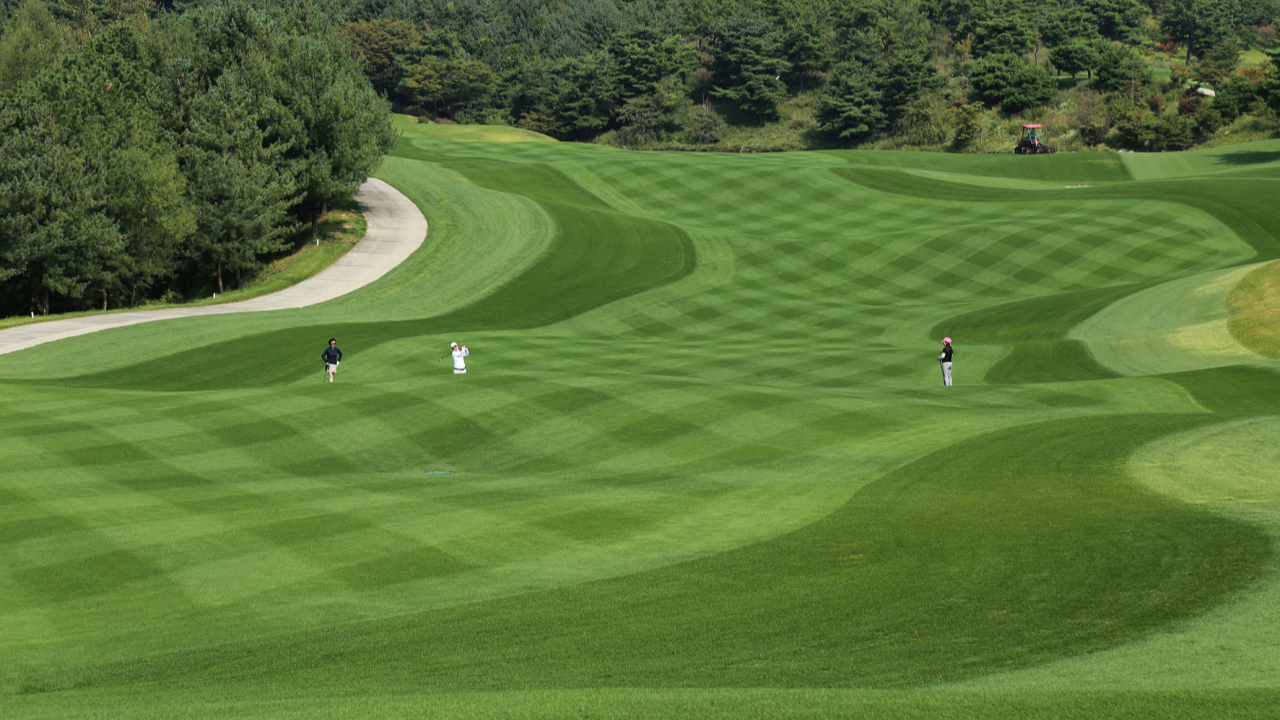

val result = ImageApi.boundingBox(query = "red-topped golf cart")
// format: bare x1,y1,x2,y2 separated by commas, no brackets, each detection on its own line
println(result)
1014,124,1054,154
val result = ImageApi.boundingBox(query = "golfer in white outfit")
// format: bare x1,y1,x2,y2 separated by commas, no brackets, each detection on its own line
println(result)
451,342,469,374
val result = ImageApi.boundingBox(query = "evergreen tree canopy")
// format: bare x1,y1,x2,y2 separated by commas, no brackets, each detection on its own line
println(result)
817,59,886,141
709,10,790,121
969,52,1056,112
0,0,62,92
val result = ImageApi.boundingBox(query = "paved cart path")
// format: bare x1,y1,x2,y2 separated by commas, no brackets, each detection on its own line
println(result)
0,178,427,357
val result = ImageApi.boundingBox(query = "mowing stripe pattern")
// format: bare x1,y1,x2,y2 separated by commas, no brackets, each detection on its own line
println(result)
2,124,1280,717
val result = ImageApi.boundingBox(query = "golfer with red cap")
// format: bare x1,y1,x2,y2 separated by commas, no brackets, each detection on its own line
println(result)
937,337,953,386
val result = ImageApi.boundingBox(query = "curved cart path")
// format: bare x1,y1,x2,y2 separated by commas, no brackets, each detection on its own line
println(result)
0,178,427,357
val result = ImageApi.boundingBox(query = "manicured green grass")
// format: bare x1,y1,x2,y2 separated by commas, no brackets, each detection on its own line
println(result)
394,114,554,143
1240,49,1270,67
1229,259,1280,357
3,121,1280,718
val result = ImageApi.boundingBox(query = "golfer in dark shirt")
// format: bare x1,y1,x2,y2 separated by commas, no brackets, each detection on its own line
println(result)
322,338,343,383
937,337,953,386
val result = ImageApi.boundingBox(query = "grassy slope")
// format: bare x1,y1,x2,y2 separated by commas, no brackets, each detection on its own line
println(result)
2,123,1280,718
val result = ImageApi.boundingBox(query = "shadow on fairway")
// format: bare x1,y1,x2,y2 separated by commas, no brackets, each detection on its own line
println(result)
1214,150,1280,167
934,284,1146,384
1165,365,1280,414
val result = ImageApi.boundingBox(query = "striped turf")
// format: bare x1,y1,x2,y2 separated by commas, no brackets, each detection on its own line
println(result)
2,118,1280,718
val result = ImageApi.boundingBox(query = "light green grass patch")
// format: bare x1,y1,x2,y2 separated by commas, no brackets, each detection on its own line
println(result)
1118,138,1280,180
897,168,1072,189
1240,49,1270,67
1228,259,1280,357
393,114,554,143
1071,263,1266,376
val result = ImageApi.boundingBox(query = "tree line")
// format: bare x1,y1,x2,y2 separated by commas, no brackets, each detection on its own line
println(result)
0,0,396,317
331,0,1278,149
3,0,1279,315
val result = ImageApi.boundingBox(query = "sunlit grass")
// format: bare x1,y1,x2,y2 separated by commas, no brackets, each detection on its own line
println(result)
1229,259,1280,357
3,133,1280,719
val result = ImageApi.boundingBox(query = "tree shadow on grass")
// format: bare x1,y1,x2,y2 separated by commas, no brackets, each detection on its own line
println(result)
1214,150,1280,166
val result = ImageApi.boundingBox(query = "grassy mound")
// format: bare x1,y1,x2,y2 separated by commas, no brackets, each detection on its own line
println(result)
1229,259,1280,357
3,122,1280,718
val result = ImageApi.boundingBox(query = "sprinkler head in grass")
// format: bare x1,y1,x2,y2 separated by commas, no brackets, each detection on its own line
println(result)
425,471,456,476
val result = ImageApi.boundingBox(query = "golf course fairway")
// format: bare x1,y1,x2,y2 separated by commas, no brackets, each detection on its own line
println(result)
2,117,1279,718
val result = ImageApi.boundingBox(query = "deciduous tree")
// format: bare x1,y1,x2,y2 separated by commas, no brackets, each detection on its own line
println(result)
343,19,420,98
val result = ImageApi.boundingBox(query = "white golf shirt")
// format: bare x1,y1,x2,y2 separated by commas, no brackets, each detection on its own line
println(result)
452,346,469,371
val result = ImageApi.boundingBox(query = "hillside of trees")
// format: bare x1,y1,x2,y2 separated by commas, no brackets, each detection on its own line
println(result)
0,0,396,317
328,0,1280,151
3,0,1279,316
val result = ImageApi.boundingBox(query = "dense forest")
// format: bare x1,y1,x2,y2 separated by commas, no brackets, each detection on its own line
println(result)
0,0,396,317
2,0,1279,316
326,0,1280,152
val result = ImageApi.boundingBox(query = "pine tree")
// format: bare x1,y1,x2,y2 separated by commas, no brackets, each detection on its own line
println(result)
817,61,886,142
0,99,121,314
182,60,300,293
710,11,790,121
271,33,398,239
0,0,62,92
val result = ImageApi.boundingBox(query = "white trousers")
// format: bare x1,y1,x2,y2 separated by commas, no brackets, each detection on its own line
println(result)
940,362,952,386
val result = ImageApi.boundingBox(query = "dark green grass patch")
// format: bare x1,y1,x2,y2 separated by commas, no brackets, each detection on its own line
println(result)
13,550,165,604
936,283,1152,343
1165,365,1280,414
935,284,1147,383
32,415,1268,694
329,547,476,587
6,687,1280,720
985,339,1119,384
